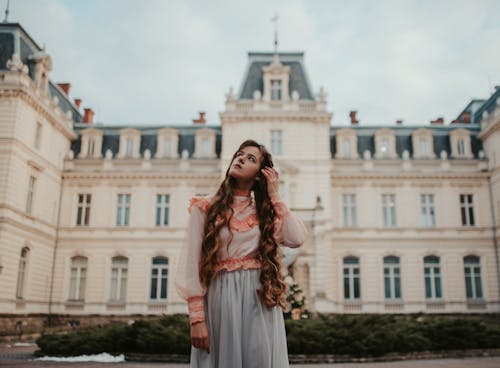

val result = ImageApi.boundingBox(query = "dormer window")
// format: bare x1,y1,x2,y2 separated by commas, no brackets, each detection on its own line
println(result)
126,138,134,157
193,128,216,159
79,128,103,159
449,129,472,159
270,80,282,100
335,128,358,159
419,138,429,156
118,128,141,159
457,139,466,156
411,128,434,159
342,139,351,156
156,128,179,159
374,129,397,159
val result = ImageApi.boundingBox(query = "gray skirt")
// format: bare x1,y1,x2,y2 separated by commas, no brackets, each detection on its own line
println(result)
190,268,290,368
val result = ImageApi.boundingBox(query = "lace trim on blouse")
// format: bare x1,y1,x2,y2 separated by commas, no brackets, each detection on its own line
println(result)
214,256,262,273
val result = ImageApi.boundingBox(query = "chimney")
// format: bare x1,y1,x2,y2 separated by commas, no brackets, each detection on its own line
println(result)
74,98,82,110
430,117,444,125
396,119,403,125
57,83,71,96
349,110,359,125
192,112,206,124
460,111,471,124
83,108,94,124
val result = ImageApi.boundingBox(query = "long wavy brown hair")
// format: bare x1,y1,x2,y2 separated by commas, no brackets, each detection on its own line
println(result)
198,139,286,310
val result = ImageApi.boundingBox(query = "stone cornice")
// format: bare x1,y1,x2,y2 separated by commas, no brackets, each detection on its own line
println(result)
62,171,221,181
331,172,490,181
220,112,331,123
0,205,57,240
0,81,76,141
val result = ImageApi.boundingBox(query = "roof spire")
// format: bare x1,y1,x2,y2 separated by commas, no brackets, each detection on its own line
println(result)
271,13,279,54
3,0,10,22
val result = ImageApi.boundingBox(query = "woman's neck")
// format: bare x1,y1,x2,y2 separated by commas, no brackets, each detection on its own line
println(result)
234,188,251,197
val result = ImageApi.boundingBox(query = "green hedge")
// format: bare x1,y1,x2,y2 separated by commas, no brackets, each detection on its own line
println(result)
36,314,500,357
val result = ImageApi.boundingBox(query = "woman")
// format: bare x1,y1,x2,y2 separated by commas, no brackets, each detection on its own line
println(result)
175,139,308,367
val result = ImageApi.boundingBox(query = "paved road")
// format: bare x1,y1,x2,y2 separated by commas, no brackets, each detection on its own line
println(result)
2,344,500,367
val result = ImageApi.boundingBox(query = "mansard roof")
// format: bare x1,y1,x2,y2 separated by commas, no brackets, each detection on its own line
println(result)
330,125,483,159
238,52,314,100
0,23,82,123
71,124,222,159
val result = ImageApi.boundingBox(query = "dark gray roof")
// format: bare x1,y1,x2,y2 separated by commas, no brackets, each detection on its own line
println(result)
473,87,500,124
330,125,483,159
0,23,82,123
238,52,314,100
71,124,222,158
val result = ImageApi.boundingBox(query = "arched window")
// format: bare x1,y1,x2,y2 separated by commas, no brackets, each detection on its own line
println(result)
383,256,401,299
464,255,483,299
423,255,442,299
150,257,169,301
343,256,360,300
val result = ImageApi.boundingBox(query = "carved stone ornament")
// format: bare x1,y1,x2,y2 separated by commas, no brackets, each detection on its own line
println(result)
253,90,261,100
291,90,299,101
105,149,113,160
6,53,29,74
363,150,371,160
225,86,235,102
440,150,448,160
143,149,151,160
181,149,189,159
318,86,327,102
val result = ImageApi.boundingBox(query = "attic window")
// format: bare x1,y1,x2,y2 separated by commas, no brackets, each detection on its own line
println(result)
271,80,282,101
126,138,134,157
419,138,429,156
457,139,466,156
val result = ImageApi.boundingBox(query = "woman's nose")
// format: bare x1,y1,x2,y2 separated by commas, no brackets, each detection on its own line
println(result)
238,156,244,164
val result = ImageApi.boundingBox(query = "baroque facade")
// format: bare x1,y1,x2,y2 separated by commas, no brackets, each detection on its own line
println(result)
1,23,500,323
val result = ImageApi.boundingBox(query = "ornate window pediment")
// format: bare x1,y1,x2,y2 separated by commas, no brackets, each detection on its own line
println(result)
79,128,103,159
449,128,473,159
374,128,397,159
335,128,358,159
118,128,141,159
262,55,291,102
194,128,217,159
411,128,434,159
156,128,179,158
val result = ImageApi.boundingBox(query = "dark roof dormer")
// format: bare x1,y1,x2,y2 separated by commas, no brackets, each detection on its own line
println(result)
238,52,314,101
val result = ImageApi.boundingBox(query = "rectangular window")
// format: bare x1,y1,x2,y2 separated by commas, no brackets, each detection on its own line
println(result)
156,194,170,226
342,194,357,227
69,257,87,301
76,194,91,226
126,138,134,157
164,138,172,157
116,194,131,226
110,257,128,302
381,138,390,156
382,194,396,227
421,194,436,227
150,257,169,301
384,258,401,299
270,130,282,155
34,122,42,150
419,138,429,156
460,194,475,226
343,257,360,300
87,139,95,156
16,248,29,299
26,176,36,214
424,256,442,299
200,138,211,157
457,139,466,156
341,139,351,157
464,256,483,299
270,80,282,100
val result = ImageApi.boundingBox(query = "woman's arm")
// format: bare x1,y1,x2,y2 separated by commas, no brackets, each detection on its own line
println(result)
271,196,309,248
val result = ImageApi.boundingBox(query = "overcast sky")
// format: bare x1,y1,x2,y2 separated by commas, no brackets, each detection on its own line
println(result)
10,0,500,126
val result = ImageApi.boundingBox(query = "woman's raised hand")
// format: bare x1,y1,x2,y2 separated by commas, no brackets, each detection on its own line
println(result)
191,321,210,353
261,166,280,201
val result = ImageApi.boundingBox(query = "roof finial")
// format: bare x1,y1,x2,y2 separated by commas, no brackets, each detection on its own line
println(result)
3,0,10,22
271,13,279,54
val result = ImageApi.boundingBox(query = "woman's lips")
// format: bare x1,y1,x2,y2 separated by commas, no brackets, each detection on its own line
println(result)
233,163,242,169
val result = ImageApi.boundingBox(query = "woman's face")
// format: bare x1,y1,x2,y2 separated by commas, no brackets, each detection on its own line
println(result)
228,146,263,183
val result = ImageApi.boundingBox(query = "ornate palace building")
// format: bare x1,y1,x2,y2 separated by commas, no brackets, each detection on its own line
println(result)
1,23,500,331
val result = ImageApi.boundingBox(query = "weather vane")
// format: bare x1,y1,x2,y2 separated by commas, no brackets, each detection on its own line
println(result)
271,14,279,54
3,0,10,23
